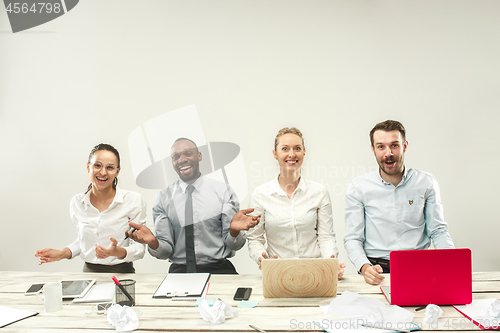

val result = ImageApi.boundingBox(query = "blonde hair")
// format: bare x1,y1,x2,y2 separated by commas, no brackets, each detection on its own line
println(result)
274,127,305,150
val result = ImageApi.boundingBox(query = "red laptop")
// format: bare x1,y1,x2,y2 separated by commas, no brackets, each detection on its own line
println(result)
380,248,472,306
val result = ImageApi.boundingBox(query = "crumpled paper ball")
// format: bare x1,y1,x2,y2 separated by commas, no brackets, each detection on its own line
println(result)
198,299,238,324
487,299,500,318
107,304,139,331
424,304,444,323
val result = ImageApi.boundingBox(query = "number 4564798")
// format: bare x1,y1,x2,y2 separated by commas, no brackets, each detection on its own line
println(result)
6,3,62,14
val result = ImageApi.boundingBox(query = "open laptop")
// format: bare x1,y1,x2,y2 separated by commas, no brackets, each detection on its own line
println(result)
262,258,338,298
380,248,472,306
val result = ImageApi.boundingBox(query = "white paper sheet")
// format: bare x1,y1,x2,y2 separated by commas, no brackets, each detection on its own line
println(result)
0,306,38,328
454,299,500,329
72,283,115,303
320,291,414,327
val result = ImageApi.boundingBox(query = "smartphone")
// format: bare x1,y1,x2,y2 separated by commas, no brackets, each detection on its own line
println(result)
233,287,252,301
25,283,44,295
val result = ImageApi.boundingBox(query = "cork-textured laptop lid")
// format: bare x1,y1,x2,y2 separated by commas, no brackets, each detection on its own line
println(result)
262,258,339,298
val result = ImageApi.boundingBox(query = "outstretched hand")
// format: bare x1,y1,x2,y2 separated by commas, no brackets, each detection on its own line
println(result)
34,248,71,265
258,252,278,270
230,208,261,237
95,237,122,259
126,222,159,249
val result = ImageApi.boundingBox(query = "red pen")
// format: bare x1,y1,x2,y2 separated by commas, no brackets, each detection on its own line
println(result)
112,276,134,304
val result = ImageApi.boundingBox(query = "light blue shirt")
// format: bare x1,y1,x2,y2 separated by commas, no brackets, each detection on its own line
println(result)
344,167,454,271
148,175,245,265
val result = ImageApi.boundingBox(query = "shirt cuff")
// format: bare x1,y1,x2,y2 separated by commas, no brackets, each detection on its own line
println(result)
122,244,145,262
226,230,245,249
354,258,371,273
148,245,159,257
67,242,79,259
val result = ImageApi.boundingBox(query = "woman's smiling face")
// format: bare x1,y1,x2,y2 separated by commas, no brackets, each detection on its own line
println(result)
273,133,306,175
87,150,120,191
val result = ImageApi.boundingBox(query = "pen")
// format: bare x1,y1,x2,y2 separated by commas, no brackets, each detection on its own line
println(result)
111,276,134,303
249,325,268,333
415,306,426,311
124,228,137,240
361,323,410,333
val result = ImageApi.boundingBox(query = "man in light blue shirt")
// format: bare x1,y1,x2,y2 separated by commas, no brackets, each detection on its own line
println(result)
344,120,454,285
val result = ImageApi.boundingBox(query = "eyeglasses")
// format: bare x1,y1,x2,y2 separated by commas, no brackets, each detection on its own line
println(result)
90,162,119,174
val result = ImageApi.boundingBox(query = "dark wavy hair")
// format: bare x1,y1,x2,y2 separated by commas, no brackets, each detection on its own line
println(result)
369,120,406,147
86,143,121,193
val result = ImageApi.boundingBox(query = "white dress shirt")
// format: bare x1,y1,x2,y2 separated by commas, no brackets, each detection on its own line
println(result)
247,177,339,263
67,187,147,265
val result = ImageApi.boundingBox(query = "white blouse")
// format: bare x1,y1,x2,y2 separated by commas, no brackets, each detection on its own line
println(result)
247,177,339,263
67,187,147,265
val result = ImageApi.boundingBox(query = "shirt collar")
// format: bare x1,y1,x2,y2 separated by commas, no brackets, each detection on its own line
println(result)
81,187,123,207
270,175,306,196
178,175,203,194
377,166,410,186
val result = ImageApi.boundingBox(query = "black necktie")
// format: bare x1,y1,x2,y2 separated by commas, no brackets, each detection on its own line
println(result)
185,184,196,273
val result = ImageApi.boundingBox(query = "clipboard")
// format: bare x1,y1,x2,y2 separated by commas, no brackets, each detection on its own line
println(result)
153,273,210,298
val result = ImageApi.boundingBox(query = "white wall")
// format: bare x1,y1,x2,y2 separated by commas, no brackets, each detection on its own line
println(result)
1,0,499,275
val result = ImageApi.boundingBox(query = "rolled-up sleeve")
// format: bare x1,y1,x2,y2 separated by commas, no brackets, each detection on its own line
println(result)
344,181,370,271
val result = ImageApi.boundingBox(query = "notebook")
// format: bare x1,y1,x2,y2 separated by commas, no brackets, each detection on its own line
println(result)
381,248,472,306
262,258,338,298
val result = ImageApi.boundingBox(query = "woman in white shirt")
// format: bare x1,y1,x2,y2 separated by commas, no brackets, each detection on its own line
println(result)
247,127,346,278
35,144,147,273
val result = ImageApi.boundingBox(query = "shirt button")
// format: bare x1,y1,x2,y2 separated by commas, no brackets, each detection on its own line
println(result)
398,239,401,242
396,206,399,209
397,223,400,225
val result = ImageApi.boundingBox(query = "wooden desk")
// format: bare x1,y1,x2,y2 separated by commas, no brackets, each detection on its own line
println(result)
1,271,499,332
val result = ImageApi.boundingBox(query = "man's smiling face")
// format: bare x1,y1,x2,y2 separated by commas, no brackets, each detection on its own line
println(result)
171,139,202,182
371,130,407,179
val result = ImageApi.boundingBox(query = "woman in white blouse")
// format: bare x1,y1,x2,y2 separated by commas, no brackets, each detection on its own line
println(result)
35,144,147,273
247,127,346,278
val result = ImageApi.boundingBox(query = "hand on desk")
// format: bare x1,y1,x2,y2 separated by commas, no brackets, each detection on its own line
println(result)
229,208,261,237
331,254,347,280
361,263,385,285
258,252,278,270
34,247,71,265
95,237,126,259
126,222,159,250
